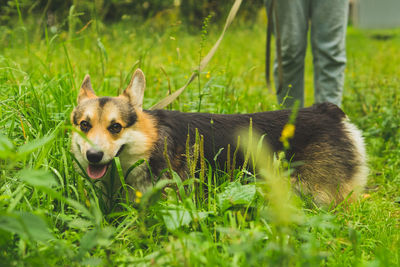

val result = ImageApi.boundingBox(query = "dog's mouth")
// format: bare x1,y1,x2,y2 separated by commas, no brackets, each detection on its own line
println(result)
87,164,109,180
86,145,125,180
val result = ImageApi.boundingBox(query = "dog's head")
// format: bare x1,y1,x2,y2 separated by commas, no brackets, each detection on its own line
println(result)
70,69,157,180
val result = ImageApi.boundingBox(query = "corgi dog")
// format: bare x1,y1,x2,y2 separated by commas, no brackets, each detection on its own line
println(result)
71,69,368,205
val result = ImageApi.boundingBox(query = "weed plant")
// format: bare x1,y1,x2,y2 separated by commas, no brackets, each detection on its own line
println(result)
0,10,399,267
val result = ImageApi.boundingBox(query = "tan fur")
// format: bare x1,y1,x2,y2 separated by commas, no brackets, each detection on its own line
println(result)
78,74,97,102
133,110,158,155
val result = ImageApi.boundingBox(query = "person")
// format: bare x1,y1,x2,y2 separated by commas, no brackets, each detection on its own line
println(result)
266,0,349,108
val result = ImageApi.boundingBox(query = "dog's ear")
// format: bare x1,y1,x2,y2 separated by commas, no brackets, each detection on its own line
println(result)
121,69,145,110
78,74,97,103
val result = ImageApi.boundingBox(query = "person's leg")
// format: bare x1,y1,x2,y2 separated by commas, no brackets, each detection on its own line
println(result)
310,0,349,106
266,0,310,108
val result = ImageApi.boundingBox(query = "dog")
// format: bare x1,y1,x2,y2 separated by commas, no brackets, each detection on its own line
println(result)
71,69,368,206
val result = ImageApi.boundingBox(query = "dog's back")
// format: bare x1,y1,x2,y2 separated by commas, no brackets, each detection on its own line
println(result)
145,102,367,205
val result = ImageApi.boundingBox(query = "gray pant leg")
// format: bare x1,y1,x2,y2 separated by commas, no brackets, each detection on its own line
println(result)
311,0,349,107
267,0,310,108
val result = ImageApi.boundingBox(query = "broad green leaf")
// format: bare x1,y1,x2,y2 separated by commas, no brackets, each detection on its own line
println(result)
162,207,209,231
78,227,114,258
0,212,53,242
217,182,256,211
0,215,24,237
78,228,98,258
19,212,54,241
18,169,57,188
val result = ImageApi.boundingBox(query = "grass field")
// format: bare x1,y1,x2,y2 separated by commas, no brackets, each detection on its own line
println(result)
1,10,400,266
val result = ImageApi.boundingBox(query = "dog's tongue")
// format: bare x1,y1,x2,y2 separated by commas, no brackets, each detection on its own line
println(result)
87,164,108,179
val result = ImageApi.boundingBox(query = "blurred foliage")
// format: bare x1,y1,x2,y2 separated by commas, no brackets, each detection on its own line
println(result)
0,0,174,24
180,0,264,29
0,0,264,29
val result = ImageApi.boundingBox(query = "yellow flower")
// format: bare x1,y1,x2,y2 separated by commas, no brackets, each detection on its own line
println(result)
280,124,295,141
205,71,210,79
135,191,143,203
280,123,295,149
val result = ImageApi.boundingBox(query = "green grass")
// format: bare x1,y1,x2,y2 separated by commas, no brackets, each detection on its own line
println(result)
1,11,400,266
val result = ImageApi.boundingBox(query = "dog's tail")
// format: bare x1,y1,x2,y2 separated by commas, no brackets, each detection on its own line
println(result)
340,119,369,204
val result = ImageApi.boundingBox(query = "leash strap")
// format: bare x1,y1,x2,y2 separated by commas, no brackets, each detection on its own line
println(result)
274,0,283,95
150,0,243,110
265,0,274,93
265,0,283,95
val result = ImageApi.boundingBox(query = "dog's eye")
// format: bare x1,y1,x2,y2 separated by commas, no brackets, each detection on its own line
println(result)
108,123,122,134
80,120,91,132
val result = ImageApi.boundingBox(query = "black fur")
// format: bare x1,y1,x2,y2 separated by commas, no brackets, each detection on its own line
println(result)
144,103,354,182
123,103,137,127
98,97,112,108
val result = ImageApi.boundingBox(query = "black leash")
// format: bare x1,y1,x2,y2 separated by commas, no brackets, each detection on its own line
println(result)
266,0,283,95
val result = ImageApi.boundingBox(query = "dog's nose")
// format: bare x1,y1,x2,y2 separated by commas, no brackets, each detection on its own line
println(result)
86,149,104,163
